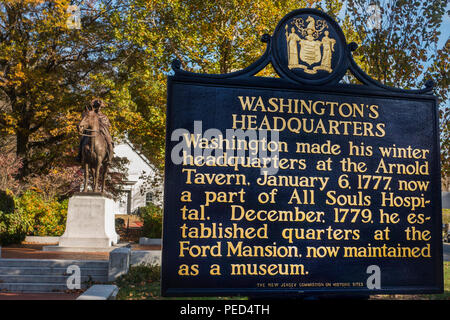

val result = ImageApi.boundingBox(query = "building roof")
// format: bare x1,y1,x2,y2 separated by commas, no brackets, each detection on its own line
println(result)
114,136,158,172
113,136,159,185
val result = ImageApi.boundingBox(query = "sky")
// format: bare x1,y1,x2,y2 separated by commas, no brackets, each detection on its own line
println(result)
438,3,450,49
339,1,449,50
336,1,449,90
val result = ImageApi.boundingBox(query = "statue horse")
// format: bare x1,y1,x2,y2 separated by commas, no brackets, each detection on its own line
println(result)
77,109,110,192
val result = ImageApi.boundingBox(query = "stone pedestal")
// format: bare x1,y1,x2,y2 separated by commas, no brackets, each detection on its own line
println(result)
45,193,119,252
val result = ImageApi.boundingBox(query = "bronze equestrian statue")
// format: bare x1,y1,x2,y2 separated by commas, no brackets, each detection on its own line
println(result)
77,98,114,192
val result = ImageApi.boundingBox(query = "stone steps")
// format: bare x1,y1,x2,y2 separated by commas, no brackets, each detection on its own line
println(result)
0,266,107,276
0,283,81,293
0,274,108,283
0,259,109,293
0,259,107,268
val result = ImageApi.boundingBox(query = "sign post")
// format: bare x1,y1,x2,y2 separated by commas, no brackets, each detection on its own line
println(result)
161,8,443,297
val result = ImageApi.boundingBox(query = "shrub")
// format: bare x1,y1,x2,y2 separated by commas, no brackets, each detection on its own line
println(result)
443,209,450,225
140,203,163,238
115,264,161,287
25,166,83,201
116,217,125,228
0,189,14,214
0,190,68,245
115,217,125,233
15,190,68,237
114,264,161,300
0,189,32,245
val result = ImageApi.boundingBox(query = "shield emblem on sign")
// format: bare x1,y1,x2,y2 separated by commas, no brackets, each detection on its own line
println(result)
299,39,322,65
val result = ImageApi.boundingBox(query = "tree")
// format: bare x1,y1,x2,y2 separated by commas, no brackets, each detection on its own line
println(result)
108,0,353,168
1,0,447,184
0,152,22,194
344,0,449,187
426,39,449,189
345,0,447,88
0,0,144,178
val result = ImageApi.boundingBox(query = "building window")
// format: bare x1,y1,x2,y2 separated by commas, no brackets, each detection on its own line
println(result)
145,192,153,205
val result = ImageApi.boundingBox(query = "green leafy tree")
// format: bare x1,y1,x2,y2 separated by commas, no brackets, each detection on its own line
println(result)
1,0,447,184
426,40,449,189
345,0,447,88
344,0,449,187
109,0,351,168
0,0,144,178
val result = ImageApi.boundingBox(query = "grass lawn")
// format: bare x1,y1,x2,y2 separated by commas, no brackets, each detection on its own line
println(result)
114,264,246,300
114,262,450,300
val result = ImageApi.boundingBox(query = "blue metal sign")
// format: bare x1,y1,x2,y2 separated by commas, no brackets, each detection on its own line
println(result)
161,9,443,297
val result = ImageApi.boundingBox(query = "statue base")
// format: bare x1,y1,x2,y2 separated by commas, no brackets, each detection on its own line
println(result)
53,193,119,250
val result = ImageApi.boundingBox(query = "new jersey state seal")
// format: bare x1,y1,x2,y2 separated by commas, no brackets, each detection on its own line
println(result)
285,16,336,74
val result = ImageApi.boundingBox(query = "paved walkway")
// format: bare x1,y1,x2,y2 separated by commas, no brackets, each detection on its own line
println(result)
1,243,162,260
130,244,161,251
1,244,109,260
0,292,81,300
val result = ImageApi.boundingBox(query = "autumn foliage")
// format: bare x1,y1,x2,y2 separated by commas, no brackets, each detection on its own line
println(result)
0,0,448,243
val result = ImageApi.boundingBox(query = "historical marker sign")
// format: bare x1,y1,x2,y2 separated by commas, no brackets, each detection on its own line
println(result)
161,9,443,296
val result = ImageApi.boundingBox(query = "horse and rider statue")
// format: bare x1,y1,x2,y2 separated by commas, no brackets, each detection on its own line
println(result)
77,98,114,193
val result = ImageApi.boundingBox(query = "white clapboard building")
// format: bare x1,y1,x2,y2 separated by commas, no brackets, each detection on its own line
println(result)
112,138,162,215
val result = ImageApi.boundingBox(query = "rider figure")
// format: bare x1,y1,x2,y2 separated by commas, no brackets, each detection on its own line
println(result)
77,98,114,163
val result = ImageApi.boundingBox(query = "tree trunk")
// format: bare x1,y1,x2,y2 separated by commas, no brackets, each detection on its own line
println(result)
16,126,29,179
